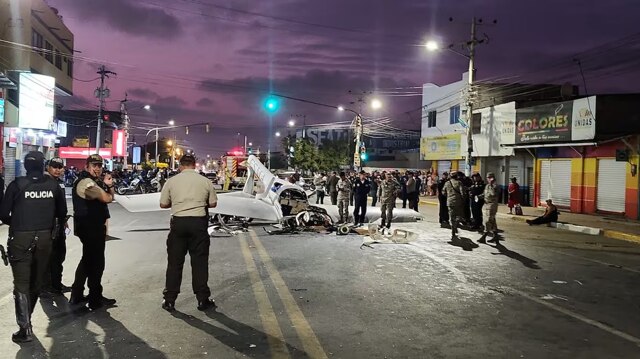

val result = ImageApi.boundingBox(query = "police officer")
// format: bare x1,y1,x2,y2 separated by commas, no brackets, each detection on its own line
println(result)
479,172,500,243
336,172,351,224
352,171,371,226
159,154,218,312
443,171,467,238
0,151,66,343
70,154,117,310
42,157,70,295
437,172,450,228
378,172,401,231
469,173,486,231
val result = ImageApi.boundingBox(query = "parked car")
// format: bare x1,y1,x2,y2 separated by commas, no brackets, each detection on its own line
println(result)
204,172,218,184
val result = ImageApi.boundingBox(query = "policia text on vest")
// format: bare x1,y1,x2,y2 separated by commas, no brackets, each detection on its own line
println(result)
0,151,67,343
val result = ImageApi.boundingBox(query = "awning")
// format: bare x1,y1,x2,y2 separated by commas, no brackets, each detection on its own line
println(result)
501,142,597,149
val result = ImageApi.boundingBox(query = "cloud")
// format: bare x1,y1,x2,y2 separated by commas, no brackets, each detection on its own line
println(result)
50,0,182,39
156,96,188,107
196,98,214,107
127,88,160,100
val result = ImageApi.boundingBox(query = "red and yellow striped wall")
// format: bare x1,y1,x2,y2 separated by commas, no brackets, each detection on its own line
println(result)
534,139,640,219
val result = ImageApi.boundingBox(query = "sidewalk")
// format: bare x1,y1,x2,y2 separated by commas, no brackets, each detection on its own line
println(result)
419,196,640,245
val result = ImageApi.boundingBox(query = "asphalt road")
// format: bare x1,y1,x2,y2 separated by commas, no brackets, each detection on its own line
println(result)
1,199,639,358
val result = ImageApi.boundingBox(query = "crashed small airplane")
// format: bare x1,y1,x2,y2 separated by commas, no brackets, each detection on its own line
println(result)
116,155,423,227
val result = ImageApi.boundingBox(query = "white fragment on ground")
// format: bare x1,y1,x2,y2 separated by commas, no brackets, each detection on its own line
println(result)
249,344,257,348
552,280,567,284
574,280,583,286
541,294,569,301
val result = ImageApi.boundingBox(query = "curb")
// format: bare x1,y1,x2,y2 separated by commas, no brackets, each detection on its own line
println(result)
419,200,640,245
602,230,640,245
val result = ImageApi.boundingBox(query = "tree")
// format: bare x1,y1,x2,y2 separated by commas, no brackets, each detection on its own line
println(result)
291,137,319,173
317,138,351,172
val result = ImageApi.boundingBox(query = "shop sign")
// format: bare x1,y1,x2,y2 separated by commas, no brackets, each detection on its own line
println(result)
516,100,572,144
112,130,126,157
420,133,463,160
59,147,112,159
571,96,596,141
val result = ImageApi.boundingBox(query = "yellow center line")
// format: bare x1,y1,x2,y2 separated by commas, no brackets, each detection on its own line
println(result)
249,230,328,359
239,233,290,359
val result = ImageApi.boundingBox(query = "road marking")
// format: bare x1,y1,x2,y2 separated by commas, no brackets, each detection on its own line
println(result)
238,233,290,359
510,288,640,346
249,230,328,359
409,244,468,283
548,249,640,274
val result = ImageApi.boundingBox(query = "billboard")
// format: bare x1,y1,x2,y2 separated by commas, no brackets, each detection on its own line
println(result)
0,98,4,123
59,147,112,159
514,97,596,144
420,134,463,160
112,130,126,157
19,73,56,130
132,146,141,164
56,120,67,137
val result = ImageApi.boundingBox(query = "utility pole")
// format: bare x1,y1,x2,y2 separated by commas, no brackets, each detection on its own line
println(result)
94,65,116,154
464,18,477,177
354,114,363,171
120,96,130,169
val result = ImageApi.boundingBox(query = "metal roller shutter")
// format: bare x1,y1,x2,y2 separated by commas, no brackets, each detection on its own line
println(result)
539,161,550,206
550,160,571,207
438,160,451,175
596,159,626,213
509,166,519,182
5,147,16,185
458,160,466,173
539,160,571,207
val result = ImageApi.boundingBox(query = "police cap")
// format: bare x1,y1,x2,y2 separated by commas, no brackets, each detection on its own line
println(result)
486,172,495,178
86,154,103,165
47,157,64,169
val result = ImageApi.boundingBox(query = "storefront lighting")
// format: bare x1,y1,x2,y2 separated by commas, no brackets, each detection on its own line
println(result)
27,130,35,136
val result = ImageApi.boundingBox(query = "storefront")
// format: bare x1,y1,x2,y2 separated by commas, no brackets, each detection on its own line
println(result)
503,95,640,219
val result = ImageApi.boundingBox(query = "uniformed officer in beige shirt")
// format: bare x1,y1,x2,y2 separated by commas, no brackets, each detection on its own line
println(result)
159,153,218,312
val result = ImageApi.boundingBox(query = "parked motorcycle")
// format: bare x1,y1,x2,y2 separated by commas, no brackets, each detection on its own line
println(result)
116,175,145,195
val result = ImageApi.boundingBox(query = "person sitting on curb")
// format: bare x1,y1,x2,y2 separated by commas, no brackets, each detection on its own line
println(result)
526,199,558,225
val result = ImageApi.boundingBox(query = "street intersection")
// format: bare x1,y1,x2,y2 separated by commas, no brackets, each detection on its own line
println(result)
0,200,639,358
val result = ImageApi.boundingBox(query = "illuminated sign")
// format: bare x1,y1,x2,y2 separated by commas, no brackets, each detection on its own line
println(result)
111,130,126,157
56,120,67,137
58,147,112,159
132,146,141,164
0,98,4,123
19,73,56,130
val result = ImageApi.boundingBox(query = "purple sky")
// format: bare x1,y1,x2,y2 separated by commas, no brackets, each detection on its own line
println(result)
48,0,640,156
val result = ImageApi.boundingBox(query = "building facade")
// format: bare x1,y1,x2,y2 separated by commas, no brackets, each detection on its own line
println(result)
0,0,74,182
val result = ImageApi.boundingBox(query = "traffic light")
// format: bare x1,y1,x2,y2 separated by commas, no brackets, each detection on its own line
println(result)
289,145,295,158
247,147,253,155
360,145,367,161
263,96,280,113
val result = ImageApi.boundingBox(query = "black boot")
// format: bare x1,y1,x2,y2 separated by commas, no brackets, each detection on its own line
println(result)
12,292,33,343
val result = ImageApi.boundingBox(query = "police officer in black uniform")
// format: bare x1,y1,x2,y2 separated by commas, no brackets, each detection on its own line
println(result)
42,157,71,295
0,151,66,343
438,172,450,228
352,171,371,226
70,154,117,310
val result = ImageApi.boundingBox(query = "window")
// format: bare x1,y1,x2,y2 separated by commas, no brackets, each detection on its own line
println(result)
31,29,43,56
54,49,62,69
44,41,53,63
67,58,73,77
427,110,437,128
472,113,482,134
449,105,461,125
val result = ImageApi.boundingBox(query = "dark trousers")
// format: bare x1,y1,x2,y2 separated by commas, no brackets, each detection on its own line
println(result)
529,214,558,225
402,193,408,208
353,196,368,224
471,199,484,227
72,221,107,302
330,191,338,205
316,190,325,204
349,191,354,206
408,192,419,212
164,216,211,302
9,230,52,297
371,193,378,207
438,196,449,224
44,227,66,290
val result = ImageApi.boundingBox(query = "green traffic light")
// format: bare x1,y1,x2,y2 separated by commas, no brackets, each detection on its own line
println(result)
360,153,367,160
263,97,280,113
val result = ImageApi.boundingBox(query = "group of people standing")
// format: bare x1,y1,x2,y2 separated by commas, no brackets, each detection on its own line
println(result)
0,152,115,343
437,171,502,242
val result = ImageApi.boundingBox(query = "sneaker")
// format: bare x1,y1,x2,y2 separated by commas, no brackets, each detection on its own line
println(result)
161,300,175,312
197,298,217,311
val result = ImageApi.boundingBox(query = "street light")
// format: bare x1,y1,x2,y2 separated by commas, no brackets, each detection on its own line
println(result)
275,131,281,137
371,99,382,110
288,119,295,127
168,119,175,126
424,40,439,51
143,104,151,110
248,142,253,146
167,140,173,146
337,106,345,112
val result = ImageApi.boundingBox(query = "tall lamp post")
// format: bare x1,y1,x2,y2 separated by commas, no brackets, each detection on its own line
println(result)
338,99,382,171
